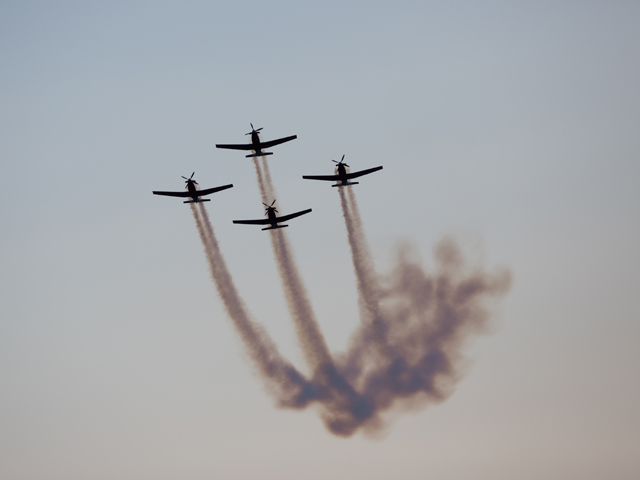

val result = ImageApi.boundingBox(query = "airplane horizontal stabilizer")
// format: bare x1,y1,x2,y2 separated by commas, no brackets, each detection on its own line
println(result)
332,182,359,187
183,198,211,204
262,224,289,231
246,151,273,158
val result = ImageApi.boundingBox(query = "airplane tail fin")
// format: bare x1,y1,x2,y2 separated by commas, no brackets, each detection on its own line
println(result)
246,151,273,158
183,198,211,204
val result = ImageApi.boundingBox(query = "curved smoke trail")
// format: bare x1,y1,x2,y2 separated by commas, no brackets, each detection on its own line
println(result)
268,229,332,369
251,158,270,204
334,190,511,435
190,203,319,408
255,159,332,370
338,187,393,367
256,160,376,434
261,156,277,202
188,160,510,437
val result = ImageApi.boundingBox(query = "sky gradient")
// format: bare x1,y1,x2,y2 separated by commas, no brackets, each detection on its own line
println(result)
1,1,639,479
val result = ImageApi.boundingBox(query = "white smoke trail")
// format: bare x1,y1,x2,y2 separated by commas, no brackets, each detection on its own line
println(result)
261,156,277,202
187,162,510,437
337,188,394,386
256,161,375,434
251,158,270,205
332,189,511,435
254,161,333,370
268,228,333,369
190,203,319,408
338,187,383,326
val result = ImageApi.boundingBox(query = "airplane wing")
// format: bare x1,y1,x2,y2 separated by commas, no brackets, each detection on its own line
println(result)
215,143,253,151
197,184,234,196
233,218,271,225
276,208,312,223
259,135,297,149
302,174,339,181
345,166,383,179
152,190,191,197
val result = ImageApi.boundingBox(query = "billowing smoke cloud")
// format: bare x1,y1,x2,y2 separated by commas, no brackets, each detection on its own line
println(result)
333,188,511,435
188,159,511,437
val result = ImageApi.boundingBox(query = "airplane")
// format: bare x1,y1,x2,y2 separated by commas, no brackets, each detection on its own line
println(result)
153,172,233,203
233,200,312,231
302,155,383,187
216,123,297,158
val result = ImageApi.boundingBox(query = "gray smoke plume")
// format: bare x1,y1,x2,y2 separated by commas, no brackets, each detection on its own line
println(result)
251,158,270,204
255,160,331,368
188,161,510,437
331,189,511,435
261,156,277,202
268,229,332,368
251,156,278,204
256,160,374,432
190,203,319,407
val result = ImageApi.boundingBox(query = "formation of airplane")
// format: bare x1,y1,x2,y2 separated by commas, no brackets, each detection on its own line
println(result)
303,155,383,187
153,126,383,229
216,124,297,158
233,200,312,231
152,172,233,203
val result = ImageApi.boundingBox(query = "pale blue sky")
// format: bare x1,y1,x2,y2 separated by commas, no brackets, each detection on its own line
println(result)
1,1,639,479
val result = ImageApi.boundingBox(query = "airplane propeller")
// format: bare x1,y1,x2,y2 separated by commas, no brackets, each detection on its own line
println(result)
332,155,349,168
181,172,198,185
263,199,277,215
246,123,264,135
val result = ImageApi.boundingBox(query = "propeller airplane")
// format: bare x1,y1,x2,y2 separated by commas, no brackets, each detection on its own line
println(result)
152,173,233,203
302,155,383,187
233,200,312,231
216,124,297,158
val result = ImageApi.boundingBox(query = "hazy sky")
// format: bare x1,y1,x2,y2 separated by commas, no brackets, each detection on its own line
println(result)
1,1,639,479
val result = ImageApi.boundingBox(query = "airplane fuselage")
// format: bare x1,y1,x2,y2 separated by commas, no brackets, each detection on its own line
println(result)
250,132,264,155
335,164,352,185
266,208,277,226
183,180,212,202
262,207,288,230
186,180,199,200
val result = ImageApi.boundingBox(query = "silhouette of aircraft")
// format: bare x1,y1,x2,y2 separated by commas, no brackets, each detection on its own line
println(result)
302,155,382,187
216,124,297,158
153,172,233,204
233,200,311,231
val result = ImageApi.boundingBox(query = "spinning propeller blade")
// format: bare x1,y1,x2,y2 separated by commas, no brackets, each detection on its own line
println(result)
332,155,349,167
262,199,277,215
182,172,197,184
246,123,264,135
